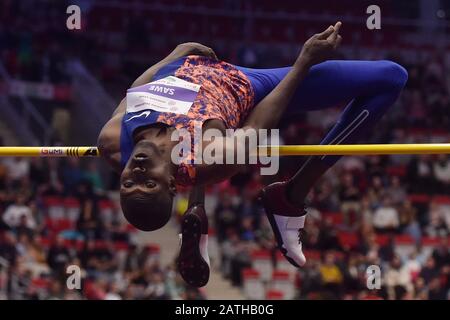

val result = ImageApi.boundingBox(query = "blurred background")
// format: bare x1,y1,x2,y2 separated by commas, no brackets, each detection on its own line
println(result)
0,0,449,300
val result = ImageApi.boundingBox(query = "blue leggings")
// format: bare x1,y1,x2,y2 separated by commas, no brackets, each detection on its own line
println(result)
235,60,408,166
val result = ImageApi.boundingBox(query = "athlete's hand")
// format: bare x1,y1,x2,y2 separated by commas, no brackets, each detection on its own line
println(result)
171,42,218,60
297,21,342,68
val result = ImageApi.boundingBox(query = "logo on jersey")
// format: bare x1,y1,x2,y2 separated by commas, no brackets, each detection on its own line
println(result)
125,110,151,122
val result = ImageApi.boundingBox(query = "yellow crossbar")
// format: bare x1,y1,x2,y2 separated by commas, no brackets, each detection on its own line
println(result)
0,144,449,157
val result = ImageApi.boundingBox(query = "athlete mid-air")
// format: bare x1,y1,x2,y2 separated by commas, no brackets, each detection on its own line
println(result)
98,22,407,287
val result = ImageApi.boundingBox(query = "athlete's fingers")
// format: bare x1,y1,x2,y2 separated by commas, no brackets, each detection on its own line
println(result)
333,21,342,34
327,21,342,43
316,25,335,40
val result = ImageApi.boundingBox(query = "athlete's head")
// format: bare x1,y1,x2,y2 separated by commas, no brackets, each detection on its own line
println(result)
120,140,176,231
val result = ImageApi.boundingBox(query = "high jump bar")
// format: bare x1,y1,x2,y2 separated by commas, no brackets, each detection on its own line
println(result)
0,144,450,157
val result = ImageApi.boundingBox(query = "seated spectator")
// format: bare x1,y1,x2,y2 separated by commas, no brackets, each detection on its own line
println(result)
76,181,103,240
433,154,450,193
319,252,343,299
2,195,36,230
338,172,361,226
15,233,49,277
144,272,168,300
384,254,413,299
214,193,238,242
367,175,385,208
427,277,447,300
431,237,450,269
407,155,436,193
84,161,104,192
425,201,449,237
239,216,256,241
3,157,30,187
398,200,421,242
47,235,72,278
79,240,117,275
317,217,340,251
62,158,85,195
0,231,18,267
419,256,439,282
373,196,400,233
104,282,122,300
386,176,407,206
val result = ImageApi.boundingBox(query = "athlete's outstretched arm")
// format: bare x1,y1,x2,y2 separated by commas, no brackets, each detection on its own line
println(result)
194,23,342,185
244,22,342,130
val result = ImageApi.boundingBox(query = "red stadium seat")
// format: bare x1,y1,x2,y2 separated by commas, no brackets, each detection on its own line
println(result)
114,241,129,251
395,234,414,245
242,268,260,279
265,289,284,300
408,194,431,204
376,234,390,246
242,268,265,299
323,212,344,225
422,237,442,246
303,250,321,261
432,195,450,205
387,165,407,177
337,232,359,249
31,278,50,289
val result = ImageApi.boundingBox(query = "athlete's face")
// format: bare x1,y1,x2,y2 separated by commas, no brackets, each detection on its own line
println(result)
120,140,176,197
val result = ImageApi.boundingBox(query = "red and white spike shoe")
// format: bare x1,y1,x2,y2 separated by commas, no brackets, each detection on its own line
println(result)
260,181,307,267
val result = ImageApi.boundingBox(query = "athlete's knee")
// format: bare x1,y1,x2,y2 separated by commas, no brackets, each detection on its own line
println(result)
377,60,408,92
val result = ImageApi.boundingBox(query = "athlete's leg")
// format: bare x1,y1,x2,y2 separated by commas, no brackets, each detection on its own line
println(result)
238,60,408,205
249,61,407,267
240,60,407,268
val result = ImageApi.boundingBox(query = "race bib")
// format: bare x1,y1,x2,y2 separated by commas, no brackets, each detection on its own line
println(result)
126,76,201,115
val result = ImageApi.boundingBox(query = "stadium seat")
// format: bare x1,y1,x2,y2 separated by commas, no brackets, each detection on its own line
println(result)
242,268,265,299
250,249,273,282
265,289,284,300
268,270,296,299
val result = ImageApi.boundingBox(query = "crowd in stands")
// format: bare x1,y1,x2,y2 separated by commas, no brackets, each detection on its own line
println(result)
0,0,449,300
0,156,205,300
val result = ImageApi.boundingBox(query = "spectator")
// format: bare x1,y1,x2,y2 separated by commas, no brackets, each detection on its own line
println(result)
419,256,439,282
62,159,85,195
214,193,238,242
387,176,407,206
398,200,421,242
425,201,449,237
76,181,103,240
372,196,400,233
2,195,36,230
319,252,343,299
3,157,30,185
338,172,361,226
0,231,18,267
433,155,450,192
407,155,435,193
46,235,72,278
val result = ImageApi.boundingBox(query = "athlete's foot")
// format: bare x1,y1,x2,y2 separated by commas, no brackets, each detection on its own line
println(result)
260,181,307,267
177,204,210,287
